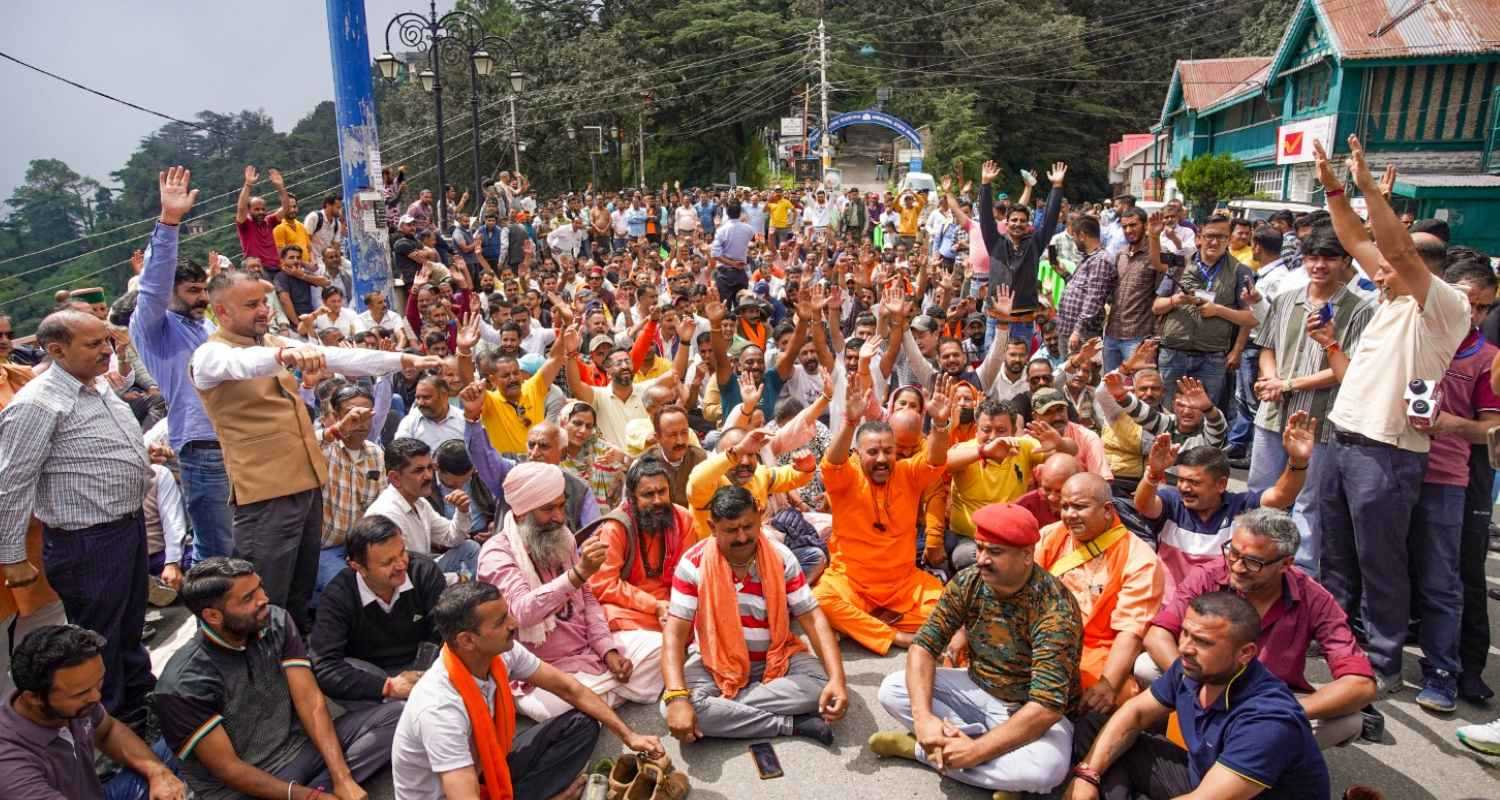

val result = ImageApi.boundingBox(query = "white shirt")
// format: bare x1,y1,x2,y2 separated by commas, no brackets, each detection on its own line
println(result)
519,326,557,356
303,209,341,264
356,571,414,614
1160,224,1196,257
358,308,414,341
364,484,470,555
673,205,699,234
314,307,363,338
546,225,585,258
391,645,542,800
610,208,630,237
801,201,833,229
1326,278,1470,452
394,406,467,451
190,340,404,391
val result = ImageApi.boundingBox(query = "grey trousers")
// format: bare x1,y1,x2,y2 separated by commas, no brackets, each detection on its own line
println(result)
270,701,401,788
666,651,827,739
878,668,1072,793
234,487,322,634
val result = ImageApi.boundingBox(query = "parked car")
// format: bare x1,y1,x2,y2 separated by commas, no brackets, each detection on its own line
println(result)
1226,198,1322,223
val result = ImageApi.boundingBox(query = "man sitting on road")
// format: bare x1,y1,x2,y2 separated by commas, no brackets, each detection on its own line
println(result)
1035,473,1164,717
1015,453,1083,528
1135,508,1376,749
871,503,1082,796
583,455,697,636
661,486,849,745
685,425,816,543
310,516,447,706
927,398,1043,572
153,558,400,800
390,581,665,800
478,462,664,721
1134,411,1315,588
3,625,186,800
1066,592,1330,800
814,375,954,655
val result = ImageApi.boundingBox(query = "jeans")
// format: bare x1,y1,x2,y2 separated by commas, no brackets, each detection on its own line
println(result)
1409,483,1464,675
1317,432,1426,677
1227,344,1260,451
1246,425,1324,576
179,442,234,561
1157,346,1227,406
713,265,750,313
103,739,182,800
313,545,348,608
1102,335,1143,374
433,538,481,578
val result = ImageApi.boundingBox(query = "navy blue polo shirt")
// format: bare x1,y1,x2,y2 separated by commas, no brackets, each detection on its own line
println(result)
1150,658,1329,799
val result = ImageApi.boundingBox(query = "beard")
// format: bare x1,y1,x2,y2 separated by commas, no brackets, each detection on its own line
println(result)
221,606,268,639
519,514,574,574
636,503,675,534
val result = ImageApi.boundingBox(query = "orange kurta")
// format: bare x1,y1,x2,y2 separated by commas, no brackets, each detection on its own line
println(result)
814,452,947,654
586,505,696,632
1035,520,1164,696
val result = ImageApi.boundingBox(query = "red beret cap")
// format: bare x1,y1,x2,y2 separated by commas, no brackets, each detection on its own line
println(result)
972,503,1041,547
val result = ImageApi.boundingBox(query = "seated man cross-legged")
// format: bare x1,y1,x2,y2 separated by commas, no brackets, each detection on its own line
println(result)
391,581,664,800
872,503,1083,798
152,558,400,800
661,486,849,745
310,515,447,705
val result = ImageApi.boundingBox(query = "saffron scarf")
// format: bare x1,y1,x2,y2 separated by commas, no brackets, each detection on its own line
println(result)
738,319,768,351
443,645,515,800
694,534,802,699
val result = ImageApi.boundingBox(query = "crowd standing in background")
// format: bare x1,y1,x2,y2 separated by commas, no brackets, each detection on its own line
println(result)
4,132,1500,800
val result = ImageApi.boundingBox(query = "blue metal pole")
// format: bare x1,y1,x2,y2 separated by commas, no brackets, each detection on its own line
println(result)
325,0,391,311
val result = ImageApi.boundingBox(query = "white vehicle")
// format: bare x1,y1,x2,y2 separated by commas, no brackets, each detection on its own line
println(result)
898,171,936,195
1227,198,1322,223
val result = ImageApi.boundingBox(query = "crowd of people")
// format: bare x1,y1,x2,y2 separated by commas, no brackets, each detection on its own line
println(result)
2,131,1499,800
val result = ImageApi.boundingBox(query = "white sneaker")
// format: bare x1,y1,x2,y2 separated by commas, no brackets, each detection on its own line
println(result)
1456,718,1500,756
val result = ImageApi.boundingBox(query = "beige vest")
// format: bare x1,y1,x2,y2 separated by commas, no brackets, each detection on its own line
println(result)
193,329,327,505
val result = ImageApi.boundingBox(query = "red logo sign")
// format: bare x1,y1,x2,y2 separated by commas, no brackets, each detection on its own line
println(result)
1282,131,1305,157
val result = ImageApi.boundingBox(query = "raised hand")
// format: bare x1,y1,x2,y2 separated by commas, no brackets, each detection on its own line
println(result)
738,371,764,412
940,175,953,193
1378,162,1397,199
987,283,1015,319
791,448,817,472
1146,433,1178,476
858,336,882,362
845,373,871,424
1103,371,1128,401
1176,377,1215,412
880,283,907,318
1025,419,1062,449
562,323,582,354
702,286,727,325
268,168,285,189
928,373,954,427
980,160,1001,185
158,166,198,225
1047,161,1068,186
130,249,145,275
1344,134,1375,191
1312,139,1342,193
1122,338,1158,374
1282,410,1316,465
456,312,481,352
459,380,486,419
1147,211,1164,238
675,315,697,343
243,165,259,186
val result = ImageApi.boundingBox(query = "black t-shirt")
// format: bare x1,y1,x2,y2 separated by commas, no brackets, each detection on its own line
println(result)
273,269,318,317
391,234,421,285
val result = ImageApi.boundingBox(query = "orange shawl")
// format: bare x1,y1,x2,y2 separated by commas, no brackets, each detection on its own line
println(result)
443,645,516,800
738,319,768,351
694,536,802,700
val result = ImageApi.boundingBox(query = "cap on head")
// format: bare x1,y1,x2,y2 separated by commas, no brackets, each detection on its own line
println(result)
972,503,1041,547
1031,388,1067,415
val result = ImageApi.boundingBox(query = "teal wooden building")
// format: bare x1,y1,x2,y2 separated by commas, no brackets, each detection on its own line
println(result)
1149,0,1500,252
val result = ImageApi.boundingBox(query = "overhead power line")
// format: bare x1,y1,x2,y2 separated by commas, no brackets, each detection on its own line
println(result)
0,49,218,133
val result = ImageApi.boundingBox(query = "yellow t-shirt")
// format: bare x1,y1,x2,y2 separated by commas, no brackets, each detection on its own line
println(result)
767,198,795,229
1230,245,1254,267
897,195,927,236
480,371,549,455
273,219,312,261
1100,413,1145,480
948,437,1040,537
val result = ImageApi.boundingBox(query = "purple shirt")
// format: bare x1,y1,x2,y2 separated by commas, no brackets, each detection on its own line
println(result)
1151,559,1374,693
477,532,616,677
1426,330,1500,487
0,691,105,800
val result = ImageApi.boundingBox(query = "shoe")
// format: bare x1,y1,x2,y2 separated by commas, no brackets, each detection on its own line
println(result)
1360,705,1385,743
868,730,919,762
1374,671,1404,695
649,766,690,800
608,754,640,800
791,714,834,746
1415,670,1458,713
1228,455,1251,470
1456,718,1500,756
623,763,658,800
1459,672,1495,704
147,577,177,608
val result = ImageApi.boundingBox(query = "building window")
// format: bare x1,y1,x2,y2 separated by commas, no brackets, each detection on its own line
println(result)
1288,163,1316,203
1252,167,1284,198
1295,67,1329,114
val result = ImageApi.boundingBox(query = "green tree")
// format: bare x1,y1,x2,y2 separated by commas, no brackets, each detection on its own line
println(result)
6,159,101,248
1174,153,1254,215
1230,0,1298,57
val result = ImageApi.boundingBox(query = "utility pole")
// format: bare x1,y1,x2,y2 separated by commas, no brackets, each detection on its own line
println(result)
818,18,831,171
508,95,520,172
801,83,810,161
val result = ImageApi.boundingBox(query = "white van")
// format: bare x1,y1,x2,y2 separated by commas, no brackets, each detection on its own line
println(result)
1227,198,1322,223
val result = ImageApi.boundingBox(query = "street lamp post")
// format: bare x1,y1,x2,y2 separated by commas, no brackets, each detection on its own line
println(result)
376,0,524,233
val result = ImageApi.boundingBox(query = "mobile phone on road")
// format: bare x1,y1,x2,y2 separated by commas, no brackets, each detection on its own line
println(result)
750,742,784,780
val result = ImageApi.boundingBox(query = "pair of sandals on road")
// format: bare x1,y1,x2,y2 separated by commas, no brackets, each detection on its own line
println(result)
599,750,690,800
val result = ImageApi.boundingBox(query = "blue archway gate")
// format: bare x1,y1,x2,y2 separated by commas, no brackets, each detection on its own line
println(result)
808,109,925,170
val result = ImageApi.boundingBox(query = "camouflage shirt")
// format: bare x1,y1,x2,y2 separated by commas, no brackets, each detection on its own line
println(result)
913,564,1083,714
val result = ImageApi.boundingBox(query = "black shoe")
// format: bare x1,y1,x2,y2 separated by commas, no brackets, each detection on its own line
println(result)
1228,456,1251,470
1360,704,1385,743
1460,672,1495,704
792,714,834,746
1490,587,1500,602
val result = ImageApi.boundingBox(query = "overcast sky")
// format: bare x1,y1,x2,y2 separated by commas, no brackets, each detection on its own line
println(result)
0,0,455,205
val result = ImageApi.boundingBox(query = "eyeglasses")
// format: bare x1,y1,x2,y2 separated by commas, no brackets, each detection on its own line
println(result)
1221,542,1285,574
0,329,12,339
1200,233,1230,243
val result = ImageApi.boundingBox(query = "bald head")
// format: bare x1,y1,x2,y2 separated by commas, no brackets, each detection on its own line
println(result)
889,408,925,459
1059,471,1116,540
643,383,677,415
1063,471,1112,504
1038,453,1082,484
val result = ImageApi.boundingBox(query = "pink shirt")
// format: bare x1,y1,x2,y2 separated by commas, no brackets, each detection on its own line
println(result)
477,534,616,677
967,220,989,277
1065,421,1113,480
